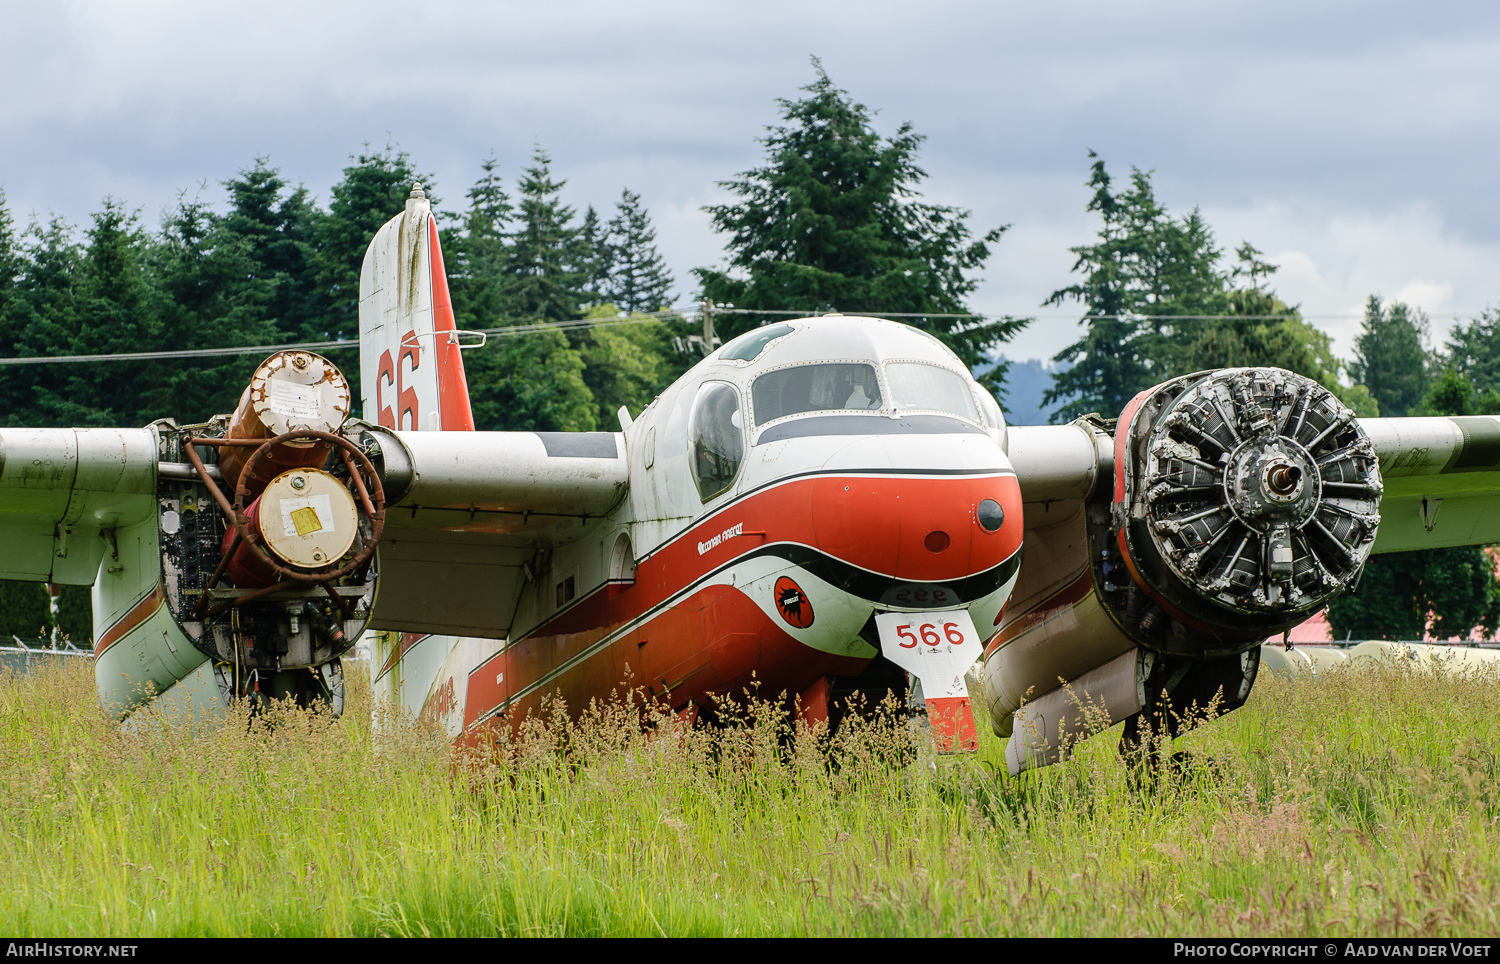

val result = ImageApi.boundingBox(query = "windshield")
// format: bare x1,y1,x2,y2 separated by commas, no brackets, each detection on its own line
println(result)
721,324,794,362
885,363,978,421
751,363,883,426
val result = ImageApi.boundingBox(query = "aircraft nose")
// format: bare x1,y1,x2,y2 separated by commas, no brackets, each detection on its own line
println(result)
891,475,1014,582
808,449,1023,585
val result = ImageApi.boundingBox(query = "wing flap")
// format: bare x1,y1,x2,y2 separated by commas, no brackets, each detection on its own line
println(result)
366,427,629,637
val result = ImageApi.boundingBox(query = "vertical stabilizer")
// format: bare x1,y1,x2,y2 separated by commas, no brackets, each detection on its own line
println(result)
358,184,475,432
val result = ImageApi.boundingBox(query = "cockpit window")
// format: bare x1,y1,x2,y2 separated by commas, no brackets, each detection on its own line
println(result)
978,386,1006,432
721,324,795,362
689,382,744,501
885,362,979,421
751,363,883,426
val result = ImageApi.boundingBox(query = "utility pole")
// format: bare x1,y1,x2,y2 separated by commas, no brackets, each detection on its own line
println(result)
701,299,719,353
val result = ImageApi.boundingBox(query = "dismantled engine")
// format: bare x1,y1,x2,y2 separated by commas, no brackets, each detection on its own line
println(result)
1097,366,1381,658
153,350,386,713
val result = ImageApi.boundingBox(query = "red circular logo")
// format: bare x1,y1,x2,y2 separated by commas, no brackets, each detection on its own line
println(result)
774,576,814,629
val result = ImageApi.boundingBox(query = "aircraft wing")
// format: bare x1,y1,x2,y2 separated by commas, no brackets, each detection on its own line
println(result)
1362,415,1500,553
0,427,157,584
1003,415,1500,555
365,426,628,637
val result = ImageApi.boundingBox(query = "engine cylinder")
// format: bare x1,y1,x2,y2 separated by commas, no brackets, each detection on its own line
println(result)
1108,367,1382,653
218,351,351,497
221,468,362,587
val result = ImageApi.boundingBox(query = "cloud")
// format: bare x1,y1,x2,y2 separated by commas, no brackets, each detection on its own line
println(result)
2,0,1499,370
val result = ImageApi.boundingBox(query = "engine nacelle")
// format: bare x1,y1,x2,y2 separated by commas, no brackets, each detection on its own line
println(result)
1105,367,1381,655
150,350,385,714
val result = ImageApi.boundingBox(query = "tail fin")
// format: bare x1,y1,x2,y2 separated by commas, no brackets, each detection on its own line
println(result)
358,183,475,432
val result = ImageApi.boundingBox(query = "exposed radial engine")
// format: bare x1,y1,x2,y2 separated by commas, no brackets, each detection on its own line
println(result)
1108,367,1381,654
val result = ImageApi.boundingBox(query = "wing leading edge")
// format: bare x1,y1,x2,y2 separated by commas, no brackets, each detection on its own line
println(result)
1362,415,1500,553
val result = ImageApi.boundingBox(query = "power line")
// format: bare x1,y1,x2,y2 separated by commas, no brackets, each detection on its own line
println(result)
0,304,1492,367
0,309,692,367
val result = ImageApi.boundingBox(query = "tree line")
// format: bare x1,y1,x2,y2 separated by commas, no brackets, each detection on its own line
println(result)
2,60,1498,643
1037,152,1500,641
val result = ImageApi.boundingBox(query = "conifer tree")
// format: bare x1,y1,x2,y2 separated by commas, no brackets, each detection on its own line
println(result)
33,201,156,427
143,193,278,421
695,61,1024,393
0,189,17,322
222,160,321,343
578,205,608,304
602,189,673,314
460,148,598,430
315,146,432,343
1445,310,1500,394
443,155,514,330
0,190,28,422
1043,156,1231,421
0,216,82,427
502,148,590,322
1349,296,1431,417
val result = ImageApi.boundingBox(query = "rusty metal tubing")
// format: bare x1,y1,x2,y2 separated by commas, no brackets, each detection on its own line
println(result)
321,580,353,621
182,440,239,522
200,580,296,620
340,448,378,517
232,429,386,585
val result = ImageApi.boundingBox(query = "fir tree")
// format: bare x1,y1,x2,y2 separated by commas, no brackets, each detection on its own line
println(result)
0,189,17,322
694,60,1025,394
315,146,432,343
28,201,157,427
0,216,82,427
578,204,608,304
602,189,674,314
142,192,278,422
221,159,321,343
1349,296,1431,417
503,147,590,322
1043,155,1231,421
443,155,513,330
1443,309,1500,395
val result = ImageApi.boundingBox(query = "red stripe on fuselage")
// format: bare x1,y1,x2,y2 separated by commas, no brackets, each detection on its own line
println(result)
464,581,866,736
460,470,1023,734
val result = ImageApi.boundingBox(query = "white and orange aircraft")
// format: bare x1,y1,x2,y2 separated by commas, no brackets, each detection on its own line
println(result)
5,184,1500,772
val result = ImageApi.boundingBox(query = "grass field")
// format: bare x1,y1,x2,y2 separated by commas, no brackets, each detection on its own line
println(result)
2,657,1499,937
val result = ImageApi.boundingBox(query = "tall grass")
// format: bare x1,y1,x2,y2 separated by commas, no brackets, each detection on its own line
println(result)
1,657,1498,937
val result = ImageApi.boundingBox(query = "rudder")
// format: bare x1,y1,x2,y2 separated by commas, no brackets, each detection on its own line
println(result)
358,183,475,433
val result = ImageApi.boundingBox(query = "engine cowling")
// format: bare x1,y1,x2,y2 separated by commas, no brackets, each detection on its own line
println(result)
1106,367,1381,655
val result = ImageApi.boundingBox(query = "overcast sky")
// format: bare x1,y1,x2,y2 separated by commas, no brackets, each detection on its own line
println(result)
3,0,1497,363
